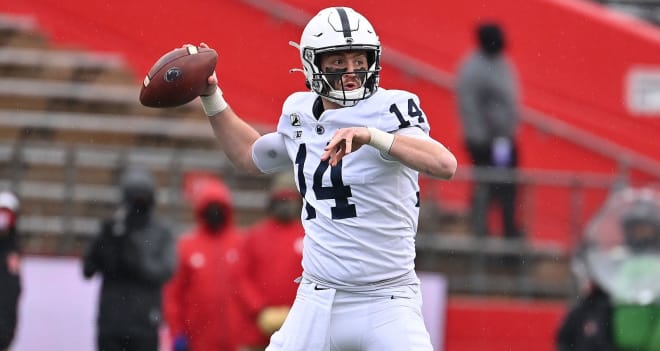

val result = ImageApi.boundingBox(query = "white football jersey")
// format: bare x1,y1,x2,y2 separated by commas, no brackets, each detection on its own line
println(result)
276,88,431,286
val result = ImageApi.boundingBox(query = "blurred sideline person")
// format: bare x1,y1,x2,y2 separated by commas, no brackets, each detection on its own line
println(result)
0,191,21,351
82,167,176,351
238,171,304,351
191,6,456,350
555,275,616,350
556,192,660,351
610,198,660,351
163,176,246,351
455,22,523,240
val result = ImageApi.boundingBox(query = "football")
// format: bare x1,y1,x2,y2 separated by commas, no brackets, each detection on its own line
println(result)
139,46,217,108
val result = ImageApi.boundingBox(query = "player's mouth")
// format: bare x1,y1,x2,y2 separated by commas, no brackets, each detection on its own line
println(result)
342,80,360,90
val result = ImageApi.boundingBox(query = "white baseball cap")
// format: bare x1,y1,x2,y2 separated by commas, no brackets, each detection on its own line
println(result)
0,191,19,212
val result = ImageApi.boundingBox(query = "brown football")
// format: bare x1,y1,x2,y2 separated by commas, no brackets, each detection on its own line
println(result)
139,46,217,108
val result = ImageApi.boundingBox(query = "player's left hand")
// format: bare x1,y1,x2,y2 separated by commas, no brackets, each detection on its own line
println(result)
257,306,290,335
321,127,370,167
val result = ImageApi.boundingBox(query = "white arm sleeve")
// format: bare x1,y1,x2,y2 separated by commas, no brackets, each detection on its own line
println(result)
251,132,291,174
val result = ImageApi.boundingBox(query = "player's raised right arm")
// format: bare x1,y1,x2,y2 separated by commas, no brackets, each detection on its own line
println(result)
204,91,262,174
197,45,262,174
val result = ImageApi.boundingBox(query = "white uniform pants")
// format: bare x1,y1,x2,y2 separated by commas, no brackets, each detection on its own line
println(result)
266,281,433,351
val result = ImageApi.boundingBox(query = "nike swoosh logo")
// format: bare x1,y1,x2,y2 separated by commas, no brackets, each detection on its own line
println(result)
391,295,412,300
314,284,329,290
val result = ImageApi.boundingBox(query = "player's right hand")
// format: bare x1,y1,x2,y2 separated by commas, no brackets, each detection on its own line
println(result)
198,42,219,97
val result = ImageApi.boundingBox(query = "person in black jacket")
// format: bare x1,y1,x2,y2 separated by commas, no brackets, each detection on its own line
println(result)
556,280,617,351
0,191,20,351
455,22,523,240
83,167,176,351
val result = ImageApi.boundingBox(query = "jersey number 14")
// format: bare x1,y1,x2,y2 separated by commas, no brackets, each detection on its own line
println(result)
293,98,424,221
295,143,357,220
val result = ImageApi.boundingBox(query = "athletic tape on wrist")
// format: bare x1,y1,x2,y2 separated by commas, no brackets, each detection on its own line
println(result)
367,127,395,154
200,88,228,117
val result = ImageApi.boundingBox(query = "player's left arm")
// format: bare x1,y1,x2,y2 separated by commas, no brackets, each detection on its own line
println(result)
322,127,456,179
389,127,457,180
322,91,457,179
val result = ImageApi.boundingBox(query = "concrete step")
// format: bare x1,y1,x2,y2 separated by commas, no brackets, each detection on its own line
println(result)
0,77,199,117
0,47,134,84
415,233,571,298
0,109,215,148
0,14,48,49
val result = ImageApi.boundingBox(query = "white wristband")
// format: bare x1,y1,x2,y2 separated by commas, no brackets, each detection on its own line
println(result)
200,88,228,117
367,127,395,154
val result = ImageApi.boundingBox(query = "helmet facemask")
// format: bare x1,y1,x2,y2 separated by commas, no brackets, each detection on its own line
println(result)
294,7,382,107
306,47,380,107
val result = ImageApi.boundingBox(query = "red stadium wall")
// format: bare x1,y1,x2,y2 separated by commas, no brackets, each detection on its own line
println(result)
445,297,566,351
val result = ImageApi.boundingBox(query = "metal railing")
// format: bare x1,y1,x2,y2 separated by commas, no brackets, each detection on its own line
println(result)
0,139,271,255
416,165,633,298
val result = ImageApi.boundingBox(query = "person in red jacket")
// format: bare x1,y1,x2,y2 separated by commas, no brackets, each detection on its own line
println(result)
238,171,305,351
163,176,245,351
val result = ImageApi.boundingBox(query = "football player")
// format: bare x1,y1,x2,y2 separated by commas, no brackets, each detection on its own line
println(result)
195,6,457,351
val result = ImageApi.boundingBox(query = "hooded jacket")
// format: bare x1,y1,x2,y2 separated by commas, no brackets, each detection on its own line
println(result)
456,48,519,146
82,167,176,336
163,178,247,351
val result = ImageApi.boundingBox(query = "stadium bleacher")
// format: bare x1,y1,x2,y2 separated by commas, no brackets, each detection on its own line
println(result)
0,14,276,257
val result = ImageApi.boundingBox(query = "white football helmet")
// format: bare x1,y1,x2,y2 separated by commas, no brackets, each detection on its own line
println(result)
293,7,381,107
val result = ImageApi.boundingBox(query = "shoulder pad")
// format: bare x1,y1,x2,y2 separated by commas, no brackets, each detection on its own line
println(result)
368,89,430,133
277,92,316,134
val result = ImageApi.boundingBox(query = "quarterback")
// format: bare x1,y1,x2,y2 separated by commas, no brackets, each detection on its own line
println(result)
196,6,456,351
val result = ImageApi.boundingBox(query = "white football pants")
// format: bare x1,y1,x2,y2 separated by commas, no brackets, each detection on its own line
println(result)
266,281,433,351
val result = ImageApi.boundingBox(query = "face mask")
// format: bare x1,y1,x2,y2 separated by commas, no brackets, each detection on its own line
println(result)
201,203,227,232
125,191,154,216
323,68,367,91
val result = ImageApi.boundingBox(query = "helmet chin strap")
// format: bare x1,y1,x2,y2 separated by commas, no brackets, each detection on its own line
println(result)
327,89,365,107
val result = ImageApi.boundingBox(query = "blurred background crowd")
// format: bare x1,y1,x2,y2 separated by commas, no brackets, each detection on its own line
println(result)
1,0,660,350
